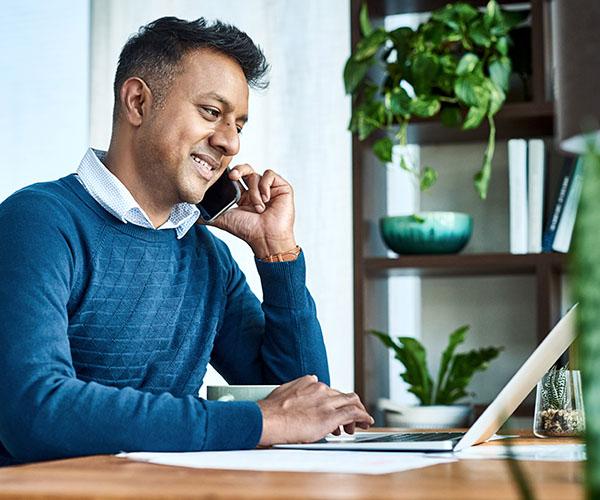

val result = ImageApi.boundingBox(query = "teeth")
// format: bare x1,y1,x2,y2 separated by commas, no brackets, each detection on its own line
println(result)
192,155,211,170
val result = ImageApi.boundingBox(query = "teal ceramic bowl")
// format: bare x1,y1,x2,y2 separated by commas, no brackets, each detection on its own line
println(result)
380,212,473,255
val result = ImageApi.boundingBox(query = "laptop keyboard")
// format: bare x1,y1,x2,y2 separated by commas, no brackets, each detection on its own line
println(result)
362,432,465,443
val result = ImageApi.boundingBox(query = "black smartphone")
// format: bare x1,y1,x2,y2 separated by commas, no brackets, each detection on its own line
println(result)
197,167,245,222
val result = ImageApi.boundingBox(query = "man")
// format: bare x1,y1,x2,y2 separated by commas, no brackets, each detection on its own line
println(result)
0,17,373,464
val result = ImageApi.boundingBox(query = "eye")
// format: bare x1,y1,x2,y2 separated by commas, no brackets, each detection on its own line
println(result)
200,106,220,119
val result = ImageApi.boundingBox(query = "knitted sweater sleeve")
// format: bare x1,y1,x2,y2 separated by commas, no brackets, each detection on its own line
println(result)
210,241,330,386
0,191,262,463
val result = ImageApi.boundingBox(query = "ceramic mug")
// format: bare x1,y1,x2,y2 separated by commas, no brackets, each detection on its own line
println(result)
206,385,279,402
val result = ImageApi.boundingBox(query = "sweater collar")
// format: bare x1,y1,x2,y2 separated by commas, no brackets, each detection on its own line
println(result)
75,148,199,239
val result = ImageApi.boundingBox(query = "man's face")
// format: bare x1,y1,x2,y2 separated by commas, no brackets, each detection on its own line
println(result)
135,48,249,206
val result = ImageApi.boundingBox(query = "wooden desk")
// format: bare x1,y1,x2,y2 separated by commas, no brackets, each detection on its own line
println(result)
0,436,583,499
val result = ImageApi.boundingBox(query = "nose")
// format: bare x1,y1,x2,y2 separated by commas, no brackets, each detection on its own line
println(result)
209,121,239,156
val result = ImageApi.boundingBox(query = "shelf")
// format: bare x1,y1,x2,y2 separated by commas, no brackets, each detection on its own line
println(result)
365,252,567,278
368,0,530,17
407,101,554,145
365,101,554,146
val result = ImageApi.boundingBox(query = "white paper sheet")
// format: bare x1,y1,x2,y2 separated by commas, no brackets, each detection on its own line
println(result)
455,444,585,462
118,449,456,475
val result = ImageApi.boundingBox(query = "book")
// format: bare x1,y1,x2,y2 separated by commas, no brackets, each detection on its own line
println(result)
508,139,528,254
541,157,579,252
552,159,584,253
527,139,545,253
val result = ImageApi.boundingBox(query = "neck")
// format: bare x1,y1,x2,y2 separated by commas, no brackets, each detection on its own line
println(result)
104,138,172,228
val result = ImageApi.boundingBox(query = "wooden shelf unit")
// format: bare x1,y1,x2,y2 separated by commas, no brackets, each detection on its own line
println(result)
351,0,561,403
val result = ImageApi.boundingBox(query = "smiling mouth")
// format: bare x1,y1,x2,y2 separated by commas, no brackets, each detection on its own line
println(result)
191,153,218,181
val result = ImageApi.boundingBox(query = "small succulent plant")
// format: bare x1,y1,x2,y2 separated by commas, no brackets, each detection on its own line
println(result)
540,365,569,410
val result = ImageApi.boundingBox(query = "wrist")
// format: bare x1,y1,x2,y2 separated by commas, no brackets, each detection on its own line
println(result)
250,236,297,260
257,400,278,446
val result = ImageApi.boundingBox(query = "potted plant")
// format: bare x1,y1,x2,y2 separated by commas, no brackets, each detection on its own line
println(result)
344,1,527,199
371,325,503,428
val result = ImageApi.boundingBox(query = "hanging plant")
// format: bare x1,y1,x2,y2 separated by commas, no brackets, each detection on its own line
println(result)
344,1,527,199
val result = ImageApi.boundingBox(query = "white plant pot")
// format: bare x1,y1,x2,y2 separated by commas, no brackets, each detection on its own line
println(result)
378,398,472,429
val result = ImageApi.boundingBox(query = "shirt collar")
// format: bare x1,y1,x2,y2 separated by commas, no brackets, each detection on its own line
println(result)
76,148,199,239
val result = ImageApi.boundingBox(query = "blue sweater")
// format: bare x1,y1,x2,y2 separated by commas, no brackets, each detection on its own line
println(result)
0,174,329,464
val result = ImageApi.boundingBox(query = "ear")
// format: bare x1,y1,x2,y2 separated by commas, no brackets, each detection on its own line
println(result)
119,77,153,127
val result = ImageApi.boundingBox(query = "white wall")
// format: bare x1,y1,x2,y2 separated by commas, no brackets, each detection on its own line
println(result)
0,0,90,200
418,142,537,404
89,0,354,392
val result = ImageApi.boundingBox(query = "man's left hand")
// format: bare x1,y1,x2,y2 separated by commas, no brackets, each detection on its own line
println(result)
206,164,297,259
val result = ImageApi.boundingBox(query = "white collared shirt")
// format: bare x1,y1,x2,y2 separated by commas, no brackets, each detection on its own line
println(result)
76,148,200,239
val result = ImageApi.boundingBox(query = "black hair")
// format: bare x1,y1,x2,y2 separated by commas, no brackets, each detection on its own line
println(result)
112,16,269,121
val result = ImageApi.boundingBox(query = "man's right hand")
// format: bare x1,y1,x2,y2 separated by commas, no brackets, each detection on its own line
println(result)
256,375,374,446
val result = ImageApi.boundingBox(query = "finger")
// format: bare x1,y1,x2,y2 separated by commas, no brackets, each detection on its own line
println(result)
343,422,356,435
258,169,278,203
239,172,264,213
279,374,318,393
294,374,319,388
298,379,333,398
335,406,374,428
331,427,341,436
329,392,368,413
229,163,256,179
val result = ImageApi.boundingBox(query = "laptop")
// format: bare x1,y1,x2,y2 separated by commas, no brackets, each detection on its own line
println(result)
274,305,577,452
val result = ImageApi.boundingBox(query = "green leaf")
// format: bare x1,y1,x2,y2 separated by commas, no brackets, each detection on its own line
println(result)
462,105,487,130
356,110,380,140
343,57,369,94
388,87,411,116
359,3,373,37
436,346,502,404
454,74,489,108
456,53,480,76
370,331,433,405
420,20,446,47
485,0,502,25
489,56,511,92
411,53,439,94
440,106,463,128
420,167,438,191
431,4,460,31
373,137,394,163
439,54,457,74
369,330,399,351
496,36,509,55
389,27,414,63
502,9,529,30
454,3,479,23
486,79,506,116
394,337,434,405
410,95,441,118
433,325,469,403
469,19,492,48
354,28,388,62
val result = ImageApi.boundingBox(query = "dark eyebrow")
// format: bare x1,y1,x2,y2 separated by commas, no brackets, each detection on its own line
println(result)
197,92,248,123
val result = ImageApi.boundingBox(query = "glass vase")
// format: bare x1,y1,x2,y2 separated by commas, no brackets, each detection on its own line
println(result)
533,368,585,438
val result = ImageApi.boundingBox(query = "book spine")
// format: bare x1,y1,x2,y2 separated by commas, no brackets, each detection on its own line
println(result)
553,159,584,253
508,139,528,254
527,139,545,253
542,158,576,252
